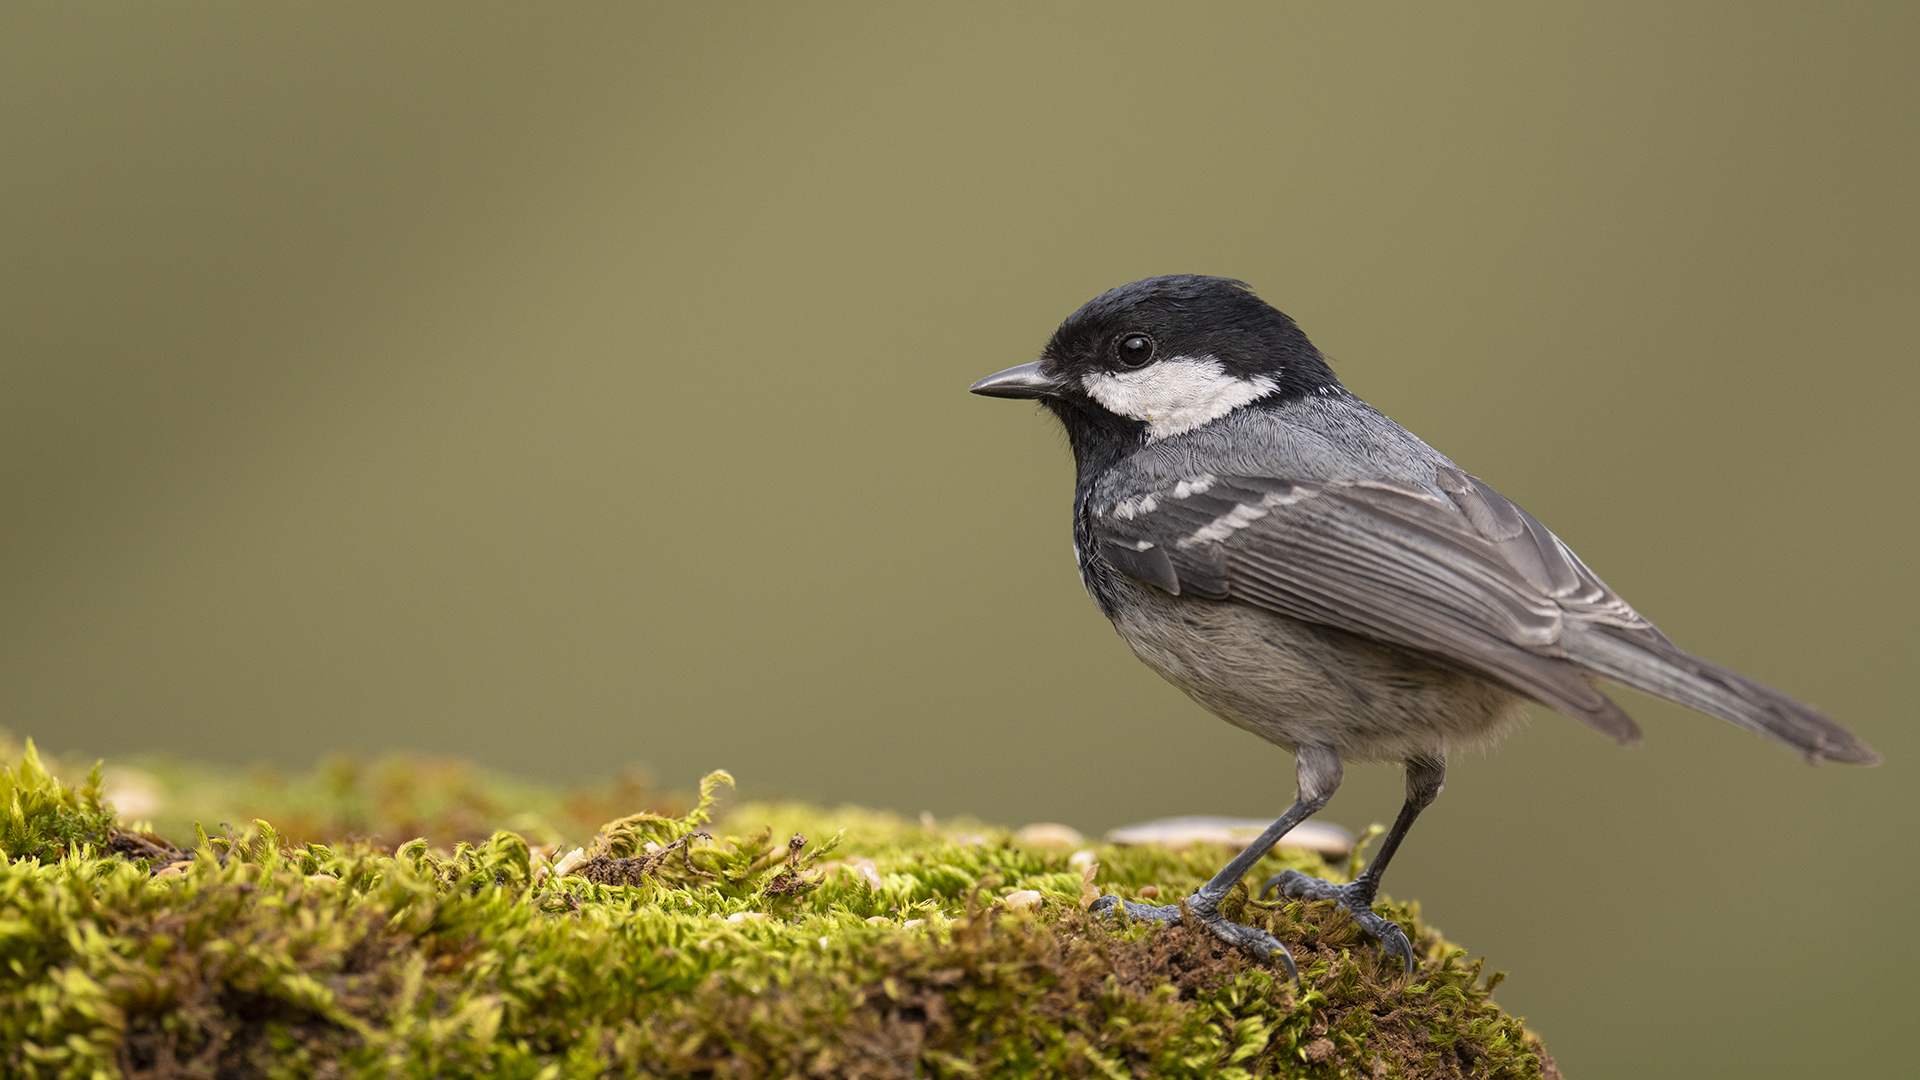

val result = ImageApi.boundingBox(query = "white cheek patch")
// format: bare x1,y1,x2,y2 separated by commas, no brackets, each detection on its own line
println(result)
1081,356,1278,440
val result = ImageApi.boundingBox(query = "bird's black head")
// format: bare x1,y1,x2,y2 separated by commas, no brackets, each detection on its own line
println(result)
970,275,1340,472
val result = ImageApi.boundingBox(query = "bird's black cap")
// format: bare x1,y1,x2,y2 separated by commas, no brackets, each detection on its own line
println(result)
1043,275,1337,394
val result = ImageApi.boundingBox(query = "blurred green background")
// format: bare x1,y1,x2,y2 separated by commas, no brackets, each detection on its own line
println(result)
3,2,1913,1074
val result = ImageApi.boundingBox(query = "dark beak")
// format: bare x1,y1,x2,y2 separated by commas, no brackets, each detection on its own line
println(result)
968,361,1064,399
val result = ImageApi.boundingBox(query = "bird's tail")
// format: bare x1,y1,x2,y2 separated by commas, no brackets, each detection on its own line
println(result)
1561,620,1879,765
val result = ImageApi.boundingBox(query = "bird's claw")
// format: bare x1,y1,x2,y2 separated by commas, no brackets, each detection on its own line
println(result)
1350,909,1416,971
1089,892,1298,979
1261,870,1417,974
1087,894,1182,923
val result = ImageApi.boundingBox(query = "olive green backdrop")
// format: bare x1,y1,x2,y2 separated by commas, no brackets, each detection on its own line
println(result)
4,3,1914,1075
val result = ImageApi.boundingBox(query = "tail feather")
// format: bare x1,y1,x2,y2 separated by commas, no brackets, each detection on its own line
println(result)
1561,620,1880,765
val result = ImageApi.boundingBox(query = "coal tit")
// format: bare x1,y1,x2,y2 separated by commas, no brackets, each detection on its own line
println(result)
971,275,1878,977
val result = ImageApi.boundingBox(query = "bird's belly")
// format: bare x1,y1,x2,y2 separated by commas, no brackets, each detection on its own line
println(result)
1104,580,1528,762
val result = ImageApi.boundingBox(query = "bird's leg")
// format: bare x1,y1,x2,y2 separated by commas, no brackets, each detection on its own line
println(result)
1090,745,1343,978
1262,752,1445,974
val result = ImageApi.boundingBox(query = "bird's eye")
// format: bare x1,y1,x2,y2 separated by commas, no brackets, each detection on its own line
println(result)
1117,333,1155,368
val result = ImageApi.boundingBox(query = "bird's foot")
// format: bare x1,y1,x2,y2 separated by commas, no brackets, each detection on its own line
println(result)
1088,892,1298,979
1260,870,1416,974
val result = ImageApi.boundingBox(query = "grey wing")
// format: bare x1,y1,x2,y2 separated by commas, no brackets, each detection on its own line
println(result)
1092,466,1877,763
1093,466,1647,743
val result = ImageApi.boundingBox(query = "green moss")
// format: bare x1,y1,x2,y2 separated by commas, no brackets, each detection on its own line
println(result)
64,745,685,852
0,739,115,864
0,749,1559,1079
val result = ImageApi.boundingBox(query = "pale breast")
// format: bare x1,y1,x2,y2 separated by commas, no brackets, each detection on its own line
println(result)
1104,577,1530,763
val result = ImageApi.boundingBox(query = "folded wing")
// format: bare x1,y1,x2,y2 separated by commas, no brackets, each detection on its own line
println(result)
1090,466,1875,763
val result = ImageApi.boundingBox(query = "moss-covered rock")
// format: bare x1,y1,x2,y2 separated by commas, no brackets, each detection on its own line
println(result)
0,751,1558,1079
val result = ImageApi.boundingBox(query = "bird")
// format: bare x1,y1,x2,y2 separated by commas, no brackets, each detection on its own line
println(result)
969,275,1878,978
